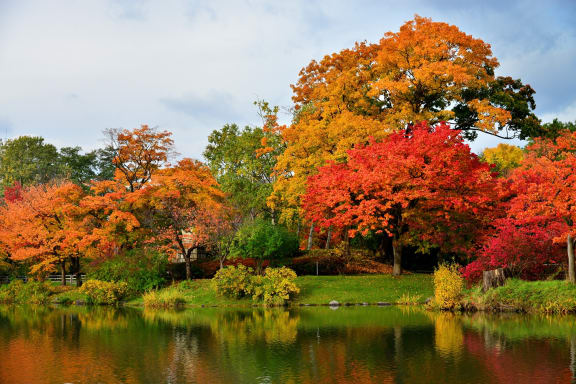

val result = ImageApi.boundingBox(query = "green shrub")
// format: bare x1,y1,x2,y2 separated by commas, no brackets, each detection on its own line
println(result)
212,265,253,298
89,249,168,293
80,280,129,305
231,220,299,273
433,263,464,310
0,280,53,304
143,288,185,308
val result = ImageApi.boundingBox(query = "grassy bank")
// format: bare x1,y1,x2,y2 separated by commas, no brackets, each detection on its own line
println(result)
128,274,434,307
464,279,576,313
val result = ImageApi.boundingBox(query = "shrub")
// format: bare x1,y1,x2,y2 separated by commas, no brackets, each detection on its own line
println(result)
250,267,300,306
212,265,253,298
212,265,300,306
231,220,299,273
89,249,168,293
463,218,565,282
80,280,129,305
0,280,52,304
143,288,185,308
433,264,464,310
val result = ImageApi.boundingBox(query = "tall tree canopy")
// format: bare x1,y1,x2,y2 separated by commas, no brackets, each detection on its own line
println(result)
135,158,227,279
204,123,278,220
106,124,174,192
0,136,61,191
302,122,497,275
496,130,576,282
271,16,539,223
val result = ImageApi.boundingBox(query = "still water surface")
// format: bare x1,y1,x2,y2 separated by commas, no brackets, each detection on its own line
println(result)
0,305,574,383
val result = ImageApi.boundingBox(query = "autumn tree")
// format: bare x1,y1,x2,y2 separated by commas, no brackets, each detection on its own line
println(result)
302,122,496,275
0,182,87,284
496,130,576,282
480,143,524,176
271,16,539,224
106,125,174,192
136,158,227,279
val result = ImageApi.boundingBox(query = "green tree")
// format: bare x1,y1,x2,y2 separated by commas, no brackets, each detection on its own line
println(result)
0,136,62,190
204,123,279,220
59,146,116,186
538,119,576,140
231,219,299,274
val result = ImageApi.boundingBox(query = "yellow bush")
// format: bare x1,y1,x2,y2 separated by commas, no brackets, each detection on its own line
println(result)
143,288,185,308
433,264,464,310
80,280,129,305
212,265,253,298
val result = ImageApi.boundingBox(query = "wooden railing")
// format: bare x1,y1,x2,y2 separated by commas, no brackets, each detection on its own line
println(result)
0,275,86,285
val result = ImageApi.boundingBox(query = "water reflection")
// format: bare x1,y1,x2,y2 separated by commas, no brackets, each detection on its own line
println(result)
0,305,574,383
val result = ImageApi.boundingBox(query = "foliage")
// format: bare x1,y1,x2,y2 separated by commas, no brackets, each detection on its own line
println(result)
463,217,565,281
212,265,254,298
250,267,300,306
142,287,185,308
211,265,299,306
231,219,299,272
0,136,62,191
204,121,280,220
433,264,464,310
0,182,87,276
303,122,497,273
0,280,56,304
480,143,524,176
106,124,174,192
289,249,391,276
59,146,115,185
136,158,228,279
537,118,576,140
88,249,169,292
270,16,539,222
79,279,130,305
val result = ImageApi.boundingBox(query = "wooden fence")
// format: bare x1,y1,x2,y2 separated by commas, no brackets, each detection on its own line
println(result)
0,275,86,285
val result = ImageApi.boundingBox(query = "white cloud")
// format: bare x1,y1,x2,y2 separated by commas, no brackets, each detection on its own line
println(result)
0,0,574,158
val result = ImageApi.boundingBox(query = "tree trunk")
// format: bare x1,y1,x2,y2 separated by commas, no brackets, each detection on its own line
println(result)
72,256,82,287
392,237,402,276
482,268,506,292
568,234,575,284
307,223,315,250
325,226,332,249
184,251,192,280
60,260,66,286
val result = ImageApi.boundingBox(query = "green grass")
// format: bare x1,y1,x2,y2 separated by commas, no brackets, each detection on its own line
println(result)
467,279,576,313
127,274,434,307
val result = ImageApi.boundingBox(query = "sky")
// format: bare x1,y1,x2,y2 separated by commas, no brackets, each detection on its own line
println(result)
0,0,575,158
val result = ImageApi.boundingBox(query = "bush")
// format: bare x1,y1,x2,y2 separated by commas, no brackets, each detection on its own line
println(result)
143,288,185,308
212,265,299,306
433,264,464,310
212,265,253,298
0,280,53,304
80,280,129,305
250,267,300,306
231,220,299,273
89,249,168,293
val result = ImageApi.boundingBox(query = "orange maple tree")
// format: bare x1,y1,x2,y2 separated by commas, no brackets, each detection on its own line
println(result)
0,182,86,283
302,122,497,275
106,124,174,192
135,158,227,279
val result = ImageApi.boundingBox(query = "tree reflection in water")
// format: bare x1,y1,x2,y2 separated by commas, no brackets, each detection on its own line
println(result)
0,305,575,383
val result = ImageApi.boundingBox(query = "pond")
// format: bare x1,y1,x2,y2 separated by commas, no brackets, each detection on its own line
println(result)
0,305,574,383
